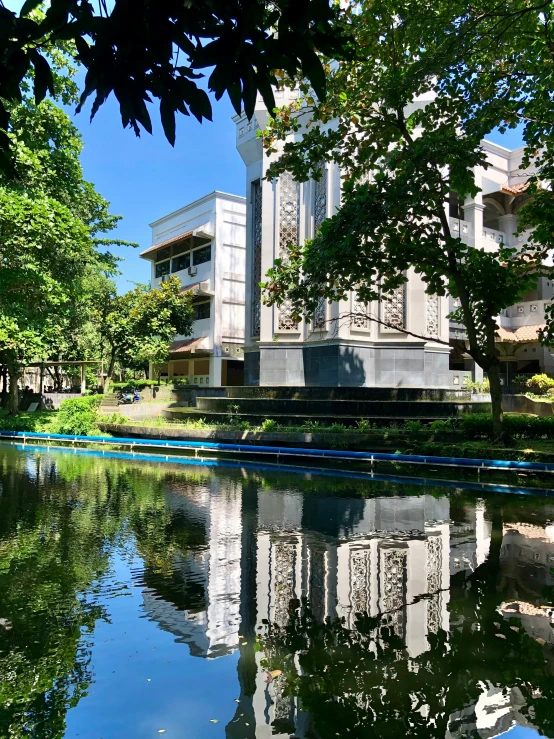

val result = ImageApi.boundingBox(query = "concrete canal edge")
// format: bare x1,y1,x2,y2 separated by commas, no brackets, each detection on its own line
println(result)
3,428,554,473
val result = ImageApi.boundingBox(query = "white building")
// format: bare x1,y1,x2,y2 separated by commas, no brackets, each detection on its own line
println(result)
141,191,247,387
234,95,551,388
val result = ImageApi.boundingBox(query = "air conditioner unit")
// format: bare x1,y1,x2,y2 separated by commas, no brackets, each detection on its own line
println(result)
188,266,197,277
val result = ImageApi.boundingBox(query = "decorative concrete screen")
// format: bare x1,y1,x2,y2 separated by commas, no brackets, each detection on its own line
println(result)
251,180,262,337
278,172,300,331
426,293,440,338
312,166,328,331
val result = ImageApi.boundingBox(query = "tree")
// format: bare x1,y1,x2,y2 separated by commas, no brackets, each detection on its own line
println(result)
98,276,195,390
260,0,554,441
0,0,349,171
0,80,129,411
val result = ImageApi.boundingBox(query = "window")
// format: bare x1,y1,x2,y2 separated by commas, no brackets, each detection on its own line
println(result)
155,260,170,279
172,252,190,273
192,244,211,266
194,302,210,321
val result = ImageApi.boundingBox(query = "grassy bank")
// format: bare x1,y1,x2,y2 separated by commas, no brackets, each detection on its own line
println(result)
5,406,554,463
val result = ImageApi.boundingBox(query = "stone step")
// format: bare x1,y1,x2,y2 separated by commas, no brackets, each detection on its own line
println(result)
195,397,489,418
224,386,473,402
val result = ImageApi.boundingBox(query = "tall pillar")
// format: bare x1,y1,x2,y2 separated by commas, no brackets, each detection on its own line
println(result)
472,363,484,383
167,360,174,382
210,356,223,387
463,199,485,250
498,214,519,248
80,362,87,395
188,359,195,385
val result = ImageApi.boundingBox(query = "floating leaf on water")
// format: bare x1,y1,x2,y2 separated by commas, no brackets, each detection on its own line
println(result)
495,634,507,639
510,626,520,632
270,670,282,678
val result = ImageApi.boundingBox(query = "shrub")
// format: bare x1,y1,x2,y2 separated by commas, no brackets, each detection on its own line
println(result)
301,420,323,432
330,422,346,433
463,377,490,394
525,374,554,396
430,419,450,432
356,418,373,433
51,396,102,436
404,420,423,432
460,412,554,440
261,418,277,432
238,420,251,430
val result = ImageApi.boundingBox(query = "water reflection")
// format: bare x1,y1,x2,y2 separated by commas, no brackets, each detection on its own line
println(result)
0,444,553,738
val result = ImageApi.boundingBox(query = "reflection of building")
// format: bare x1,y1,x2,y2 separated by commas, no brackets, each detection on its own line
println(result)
137,473,554,739
141,477,243,658
141,191,247,387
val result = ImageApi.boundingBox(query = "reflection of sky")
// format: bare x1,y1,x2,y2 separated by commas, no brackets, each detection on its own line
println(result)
504,728,549,739
63,551,240,739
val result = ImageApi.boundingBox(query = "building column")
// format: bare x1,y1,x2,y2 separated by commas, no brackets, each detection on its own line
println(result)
188,359,195,385
167,360,174,382
498,214,519,248
210,356,223,387
81,362,87,395
472,362,484,383
463,199,485,250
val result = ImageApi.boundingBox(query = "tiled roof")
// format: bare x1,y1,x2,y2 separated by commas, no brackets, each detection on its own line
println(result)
496,324,544,342
140,225,213,258
169,337,208,354
501,182,529,196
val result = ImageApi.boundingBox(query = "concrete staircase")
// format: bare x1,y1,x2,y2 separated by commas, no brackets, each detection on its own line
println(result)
100,392,119,411
163,386,491,425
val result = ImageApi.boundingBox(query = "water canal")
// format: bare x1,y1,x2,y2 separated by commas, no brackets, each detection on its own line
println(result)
0,442,553,738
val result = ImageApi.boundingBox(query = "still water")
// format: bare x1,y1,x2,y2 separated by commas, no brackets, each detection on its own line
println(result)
1,444,554,739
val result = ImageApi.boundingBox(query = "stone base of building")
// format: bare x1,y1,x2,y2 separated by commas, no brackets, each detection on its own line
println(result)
245,342,452,388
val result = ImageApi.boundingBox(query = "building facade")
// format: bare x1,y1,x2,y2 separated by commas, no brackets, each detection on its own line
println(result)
142,191,247,387
235,94,551,388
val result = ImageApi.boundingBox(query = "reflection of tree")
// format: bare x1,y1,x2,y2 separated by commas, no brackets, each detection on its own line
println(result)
258,505,554,739
0,447,208,738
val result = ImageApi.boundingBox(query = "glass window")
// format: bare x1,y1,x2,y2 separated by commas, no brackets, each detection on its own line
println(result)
172,252,190,273
194,302,210,321
155,248,170,262
192,244,211,266
155,260,170,279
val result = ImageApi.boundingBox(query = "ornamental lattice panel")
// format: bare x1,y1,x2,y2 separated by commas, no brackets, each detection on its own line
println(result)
273,540,297,627
426,534,442,634
314,167,327,232
382,284,406,330
380,547,407,639
278,173,300,330
279,172,300,256
352,293,370,330
312,298,326,330
309,549,327,623
426,293,439,338
350,548,371,616
251,180,262,337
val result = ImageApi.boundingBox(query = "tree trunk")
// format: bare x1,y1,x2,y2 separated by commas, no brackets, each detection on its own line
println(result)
6,361,20,415
487,361,505,442
103,349,116,393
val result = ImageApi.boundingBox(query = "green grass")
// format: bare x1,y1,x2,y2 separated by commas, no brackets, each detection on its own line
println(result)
0,409,57,432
